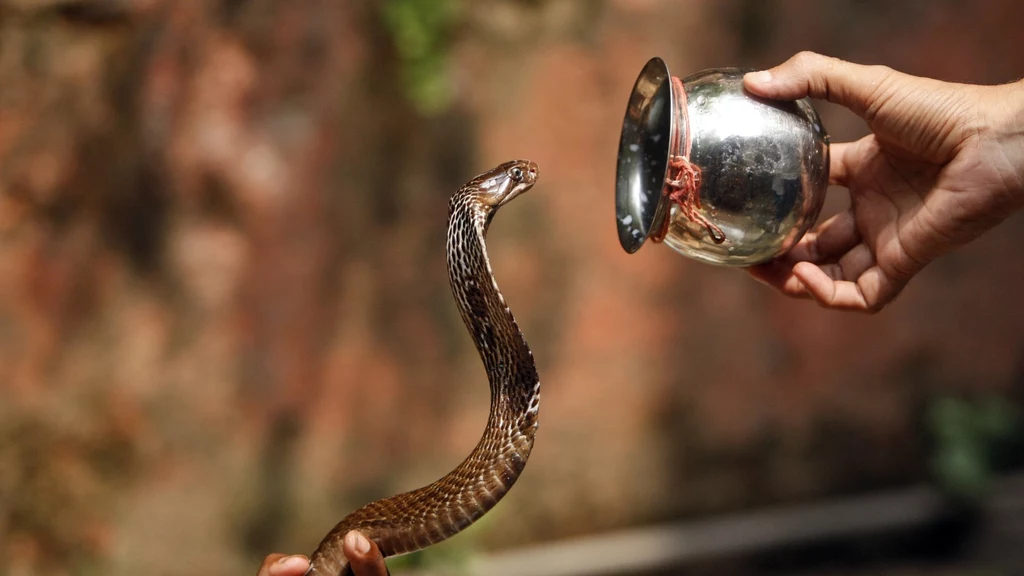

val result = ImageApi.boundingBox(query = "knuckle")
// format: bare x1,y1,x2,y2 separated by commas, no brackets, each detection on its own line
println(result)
789,51,822,75
792,50,820,66
863,297,887,314
791,52,845,99
867,64,897,93
869,63,894,76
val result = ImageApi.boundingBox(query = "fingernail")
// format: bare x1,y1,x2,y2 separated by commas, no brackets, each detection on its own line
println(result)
273,556,308,573
746,70,773,84
345,530,371,555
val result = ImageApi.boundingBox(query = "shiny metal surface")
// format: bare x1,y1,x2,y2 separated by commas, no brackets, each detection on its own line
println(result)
615,60,830,266
615,57,672,253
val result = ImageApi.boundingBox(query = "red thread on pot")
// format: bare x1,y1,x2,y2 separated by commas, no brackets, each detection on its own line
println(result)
651,76,725,245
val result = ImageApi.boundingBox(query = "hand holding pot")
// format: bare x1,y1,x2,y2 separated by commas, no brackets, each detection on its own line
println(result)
746,52,1024,313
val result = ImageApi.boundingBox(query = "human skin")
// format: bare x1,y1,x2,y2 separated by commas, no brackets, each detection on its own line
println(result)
743,52,1024,312
257,530,388,576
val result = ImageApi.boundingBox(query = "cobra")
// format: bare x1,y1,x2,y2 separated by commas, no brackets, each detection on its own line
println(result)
307,160,542,575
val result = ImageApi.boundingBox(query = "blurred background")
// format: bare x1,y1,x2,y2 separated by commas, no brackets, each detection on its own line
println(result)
1,1,1023,575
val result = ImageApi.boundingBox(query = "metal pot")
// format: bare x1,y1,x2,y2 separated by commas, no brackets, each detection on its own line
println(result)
615,57,830,266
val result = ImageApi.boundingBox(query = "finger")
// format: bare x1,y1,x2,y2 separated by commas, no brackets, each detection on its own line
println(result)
259,554,287,576
344,531,389,576
743,51,894,115
793,262,899,313
793,262,870,311
782,210,859,264
259,554,310,576
828,142,857,187
747,262,812,298
817,243,875,282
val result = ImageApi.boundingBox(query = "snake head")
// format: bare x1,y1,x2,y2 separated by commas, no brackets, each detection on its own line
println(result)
471,159,539,209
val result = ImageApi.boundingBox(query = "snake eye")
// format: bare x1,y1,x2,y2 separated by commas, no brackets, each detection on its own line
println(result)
510,167,524,181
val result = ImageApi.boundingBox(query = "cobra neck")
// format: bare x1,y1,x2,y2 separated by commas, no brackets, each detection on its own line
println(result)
446,201,535,398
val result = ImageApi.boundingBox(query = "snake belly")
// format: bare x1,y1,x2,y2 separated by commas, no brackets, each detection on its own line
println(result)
306,160,542,576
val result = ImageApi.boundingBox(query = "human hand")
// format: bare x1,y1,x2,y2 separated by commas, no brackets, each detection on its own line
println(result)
743,52,1024,312
257,531,389,576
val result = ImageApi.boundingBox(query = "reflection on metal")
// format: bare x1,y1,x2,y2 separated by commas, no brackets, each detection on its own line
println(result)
615,58,830,266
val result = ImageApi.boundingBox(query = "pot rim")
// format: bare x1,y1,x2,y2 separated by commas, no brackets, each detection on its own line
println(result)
614,56,675,254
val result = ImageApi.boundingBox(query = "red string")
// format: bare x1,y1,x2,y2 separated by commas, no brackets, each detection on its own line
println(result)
652,76,725,245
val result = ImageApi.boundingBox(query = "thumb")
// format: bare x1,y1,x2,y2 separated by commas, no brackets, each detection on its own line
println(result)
743,51,894,116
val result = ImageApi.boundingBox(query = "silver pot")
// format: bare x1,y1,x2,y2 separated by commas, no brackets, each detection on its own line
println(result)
615,58,830,266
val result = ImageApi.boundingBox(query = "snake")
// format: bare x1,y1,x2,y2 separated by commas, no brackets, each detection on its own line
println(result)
306,160,542,575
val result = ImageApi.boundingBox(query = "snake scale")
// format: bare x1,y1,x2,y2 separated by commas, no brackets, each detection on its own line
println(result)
307,160,542,575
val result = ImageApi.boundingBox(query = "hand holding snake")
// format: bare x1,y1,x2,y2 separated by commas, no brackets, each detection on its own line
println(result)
259,160,542,576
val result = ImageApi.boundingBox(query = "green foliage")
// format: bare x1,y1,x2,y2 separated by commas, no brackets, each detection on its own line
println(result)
386,535,472,572
927,395,1023,503
380,0,460,115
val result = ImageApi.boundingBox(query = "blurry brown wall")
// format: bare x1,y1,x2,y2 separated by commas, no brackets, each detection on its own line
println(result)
0,1,1022,574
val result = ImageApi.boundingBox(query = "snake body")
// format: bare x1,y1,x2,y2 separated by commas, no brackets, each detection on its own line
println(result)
307,160,542,575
